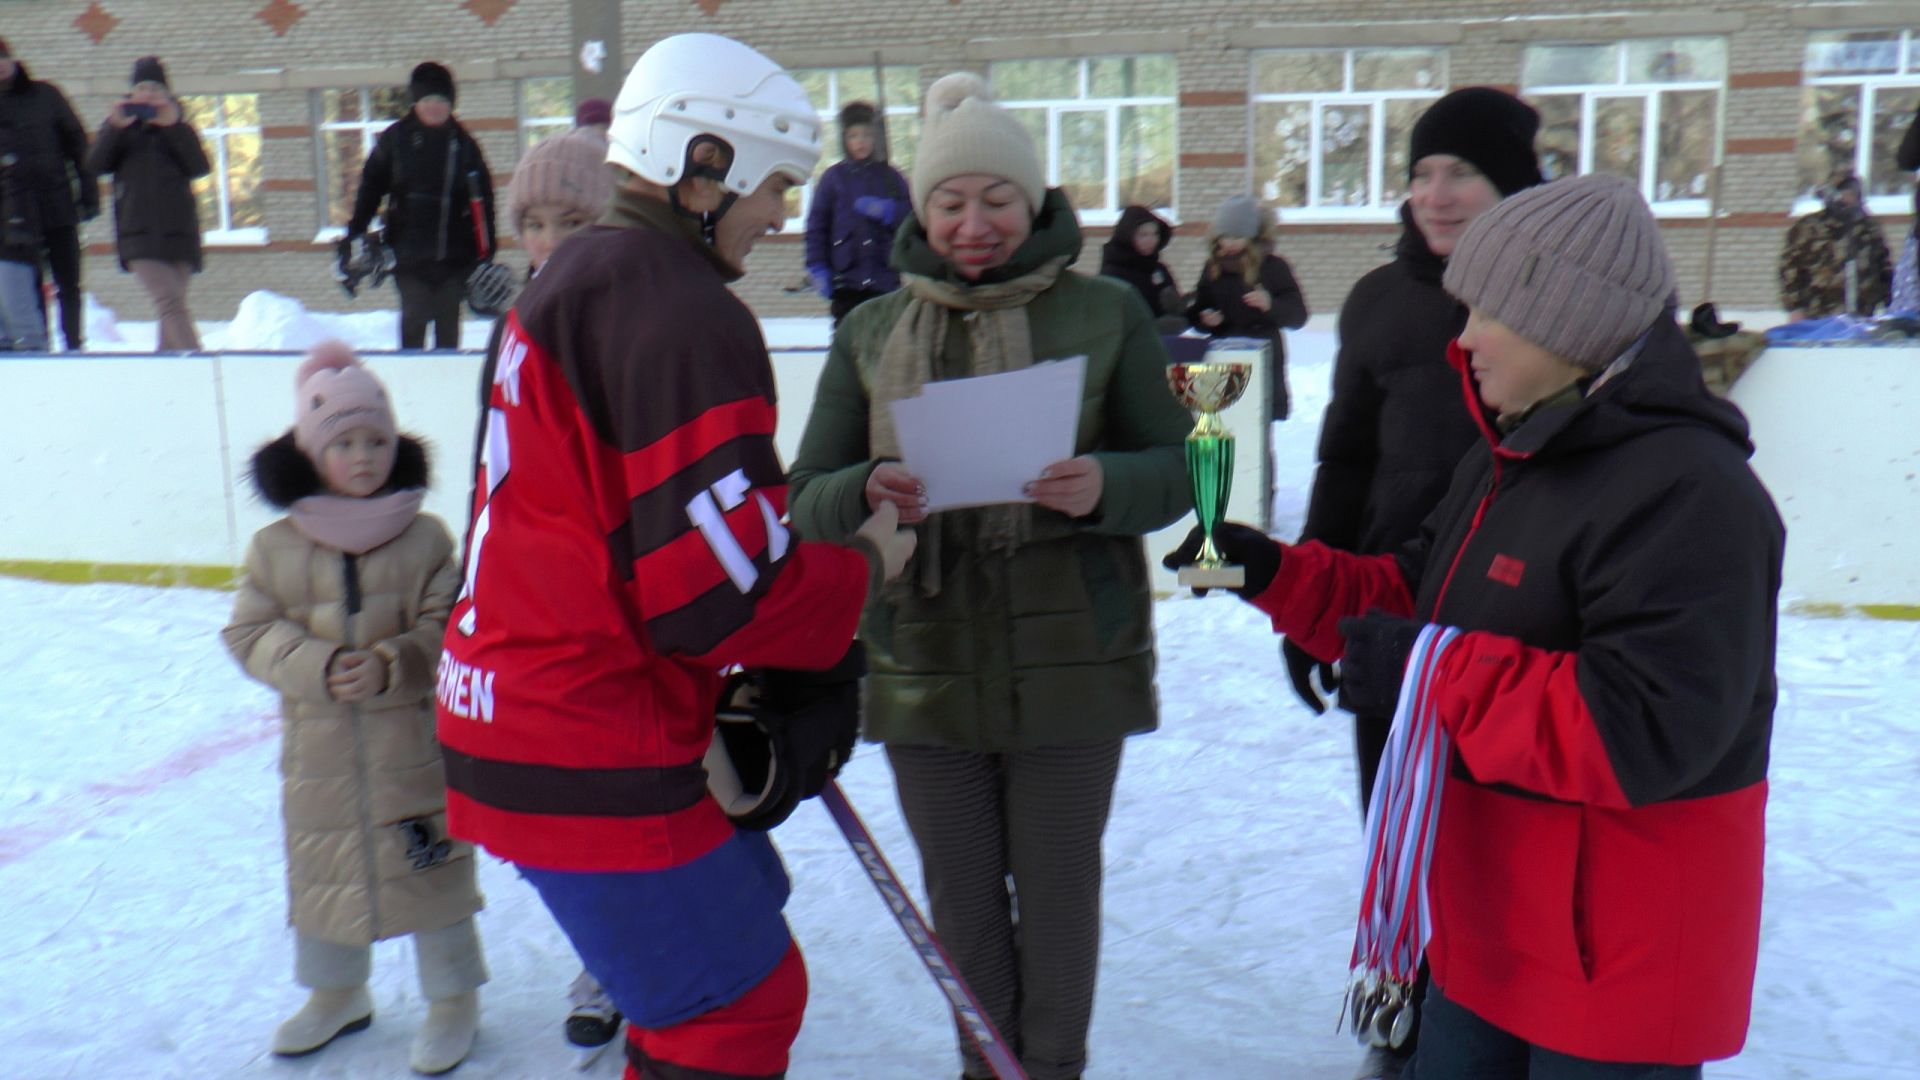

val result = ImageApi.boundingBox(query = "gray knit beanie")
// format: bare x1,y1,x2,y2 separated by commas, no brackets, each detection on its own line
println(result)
911,73,1046,217
1212,194,1265,240
1443,174,1675,372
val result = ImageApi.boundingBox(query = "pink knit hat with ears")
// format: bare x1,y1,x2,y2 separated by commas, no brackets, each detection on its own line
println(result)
293,341,397,457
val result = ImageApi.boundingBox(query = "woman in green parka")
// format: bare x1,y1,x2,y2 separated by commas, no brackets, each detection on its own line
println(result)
788,72,1193,1080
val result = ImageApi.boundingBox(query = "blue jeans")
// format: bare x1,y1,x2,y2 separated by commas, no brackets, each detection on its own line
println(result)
0,259,47,351
1406,982,1704,1080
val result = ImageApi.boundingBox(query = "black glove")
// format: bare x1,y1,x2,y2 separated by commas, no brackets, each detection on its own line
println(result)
707,642,866,831
333,236,363,298
466,260,520,317
1335,612,1424,718
1161,522,1282,598
1282,638,1339,715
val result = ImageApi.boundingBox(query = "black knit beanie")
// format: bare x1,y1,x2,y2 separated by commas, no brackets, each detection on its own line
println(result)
409,62,456,107
838,101,877,130
1408,87,1544,196
131,56,169,88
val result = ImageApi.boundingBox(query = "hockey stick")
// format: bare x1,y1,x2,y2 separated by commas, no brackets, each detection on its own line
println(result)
819,781,1030,1080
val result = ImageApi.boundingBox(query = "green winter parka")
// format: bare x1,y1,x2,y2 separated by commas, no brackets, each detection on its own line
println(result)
788,190,1194,751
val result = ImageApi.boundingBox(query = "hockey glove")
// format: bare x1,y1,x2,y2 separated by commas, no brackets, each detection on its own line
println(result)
466,260,520,317
705,642,866,831
334,236,365,298
1282,638,1339,716
1336,612,1424,718
808,264,834,299
1161,522,1283,599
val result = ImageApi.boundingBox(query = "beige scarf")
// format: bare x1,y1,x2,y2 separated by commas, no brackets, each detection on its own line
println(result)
870,256,1072,596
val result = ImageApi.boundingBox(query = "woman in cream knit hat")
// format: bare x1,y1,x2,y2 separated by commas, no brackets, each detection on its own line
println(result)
790,72,1194,1080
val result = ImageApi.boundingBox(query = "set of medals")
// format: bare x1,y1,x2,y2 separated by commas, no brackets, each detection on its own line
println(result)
1343,971,1415,1050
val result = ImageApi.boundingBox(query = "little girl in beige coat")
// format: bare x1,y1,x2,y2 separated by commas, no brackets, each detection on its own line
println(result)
223,342,486,1075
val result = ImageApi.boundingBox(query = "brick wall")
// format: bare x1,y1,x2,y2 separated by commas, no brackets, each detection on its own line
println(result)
1,0,1897,333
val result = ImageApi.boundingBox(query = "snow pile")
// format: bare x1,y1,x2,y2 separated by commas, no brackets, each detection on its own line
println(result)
212,290,338,352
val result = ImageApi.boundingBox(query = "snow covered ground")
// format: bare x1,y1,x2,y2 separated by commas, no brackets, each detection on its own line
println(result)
2,318,1916,1079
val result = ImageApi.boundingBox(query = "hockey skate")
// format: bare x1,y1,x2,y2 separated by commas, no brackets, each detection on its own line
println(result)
565,970,623,1070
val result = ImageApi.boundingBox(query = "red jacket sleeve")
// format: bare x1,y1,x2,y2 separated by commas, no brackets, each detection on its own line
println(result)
1247,540,1414,662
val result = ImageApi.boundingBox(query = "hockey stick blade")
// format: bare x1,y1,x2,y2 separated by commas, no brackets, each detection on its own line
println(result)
820,781,1029,1080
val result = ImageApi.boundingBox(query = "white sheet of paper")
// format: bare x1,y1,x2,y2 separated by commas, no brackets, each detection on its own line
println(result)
887,355,1086,512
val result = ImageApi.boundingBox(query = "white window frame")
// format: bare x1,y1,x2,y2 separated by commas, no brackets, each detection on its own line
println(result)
1523,40,1726,218
180,92,266,245
519,76,574,150
1249,48,1448,224
991,56,1179,226
782,66,921,234
1798,29,1920,217
311,86,406,243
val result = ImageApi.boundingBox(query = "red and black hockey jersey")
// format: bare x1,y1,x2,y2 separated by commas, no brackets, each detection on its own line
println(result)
437,199,870,873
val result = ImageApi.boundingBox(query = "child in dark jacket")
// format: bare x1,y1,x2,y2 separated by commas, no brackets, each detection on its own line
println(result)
1100,204,1185,334
1188,194,1308,418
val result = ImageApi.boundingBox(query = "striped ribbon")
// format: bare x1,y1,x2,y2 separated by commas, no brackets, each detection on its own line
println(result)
1351,624,1462,987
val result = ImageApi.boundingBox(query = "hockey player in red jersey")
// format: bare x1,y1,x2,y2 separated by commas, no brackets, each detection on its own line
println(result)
437,32,915,1080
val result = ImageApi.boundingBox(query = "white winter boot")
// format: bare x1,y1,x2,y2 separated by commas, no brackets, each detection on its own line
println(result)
271,985,373,1056
410,991,479,1075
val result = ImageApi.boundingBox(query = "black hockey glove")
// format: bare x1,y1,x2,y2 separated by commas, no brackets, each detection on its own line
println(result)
466,260,520,317
333,236,364,298
1282,638,1339,716
1335,612,1424,718
706,642,866,831
1161,522,1283,598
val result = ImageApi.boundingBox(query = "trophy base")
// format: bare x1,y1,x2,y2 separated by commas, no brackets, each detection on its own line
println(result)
1178,563,1245,589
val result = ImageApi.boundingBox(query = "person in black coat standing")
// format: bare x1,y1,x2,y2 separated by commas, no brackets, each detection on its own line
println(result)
0,37,96,351
1188,194,1307,419
346,63,496,351
86,57,211,352
1099,204,1185,334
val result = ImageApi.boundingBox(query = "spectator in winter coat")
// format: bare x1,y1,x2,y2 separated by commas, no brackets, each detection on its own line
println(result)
1296,85,1545,1080
0,37,96,351
224,343,488,1075
805,100,909,324
1188,194,1308,419
346,62,497,351
1171,174,1781,1079
0,105,48,350
1779,170,1891,320
85,57,211,352
436,34,915,1080
1099,203,1185,334
790,73,1194,1080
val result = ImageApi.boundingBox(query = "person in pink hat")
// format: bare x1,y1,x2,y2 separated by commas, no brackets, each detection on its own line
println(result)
223,341,488,1076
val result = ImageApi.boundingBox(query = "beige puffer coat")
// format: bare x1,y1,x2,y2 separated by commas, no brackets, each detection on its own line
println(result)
223,513,481,946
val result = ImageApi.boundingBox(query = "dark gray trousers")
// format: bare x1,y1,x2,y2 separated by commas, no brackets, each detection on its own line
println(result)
885,740,1124,1080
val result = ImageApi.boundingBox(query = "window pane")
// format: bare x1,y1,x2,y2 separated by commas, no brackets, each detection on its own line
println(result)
1806,31,1901,77
523,76,572,121
227,93,260,128
370,86,409,121
1524,44,1614,88
324,89,362,125
180,94,218,130
1627,38,1726,84
793,69,831,108
1799,85,1862,198
1090,55,1174,98
837,67,880,109
1253,50,1345,95
524,123,568,151
1382,98,1430,204
1870,85,1920,196
1655,90,1716,200
1593,97,1644,183
994,59,1080,102
1011,107,1048,165
881,113,920,178
1116,104,1175,209
324,130,367,226
1353,48,1445,92
1531,94,1582,180
1253,101,1311,207
226,130,264,228
1318,102,1372,207
193,173,221,234
882,66,920,110
1059,111,1109,211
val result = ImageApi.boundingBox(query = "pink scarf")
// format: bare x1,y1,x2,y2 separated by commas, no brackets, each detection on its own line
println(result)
289,489,426,555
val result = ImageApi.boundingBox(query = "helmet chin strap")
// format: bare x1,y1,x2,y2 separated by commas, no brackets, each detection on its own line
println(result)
670,136,742,246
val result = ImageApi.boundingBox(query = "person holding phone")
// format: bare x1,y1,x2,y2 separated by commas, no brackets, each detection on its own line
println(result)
85,56,210,351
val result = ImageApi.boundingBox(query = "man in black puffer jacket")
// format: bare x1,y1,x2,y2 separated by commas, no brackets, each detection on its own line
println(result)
346,62,496,350
0,38,96,351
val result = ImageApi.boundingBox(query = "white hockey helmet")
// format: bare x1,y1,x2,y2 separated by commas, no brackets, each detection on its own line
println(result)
606,33,823,197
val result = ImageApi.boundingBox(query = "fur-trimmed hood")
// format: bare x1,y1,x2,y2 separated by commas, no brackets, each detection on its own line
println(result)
249,430,430,509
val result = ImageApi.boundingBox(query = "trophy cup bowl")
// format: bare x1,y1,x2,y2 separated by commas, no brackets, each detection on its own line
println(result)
1167,360,1253,589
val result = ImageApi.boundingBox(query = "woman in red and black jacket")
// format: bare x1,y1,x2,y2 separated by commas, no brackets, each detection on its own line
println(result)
1170,174,1782,1077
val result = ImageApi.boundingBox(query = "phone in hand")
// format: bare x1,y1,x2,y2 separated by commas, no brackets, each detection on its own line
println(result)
121,101,158,121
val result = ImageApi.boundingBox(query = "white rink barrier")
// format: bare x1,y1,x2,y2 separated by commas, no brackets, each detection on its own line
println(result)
1728,345,1920,616
0,345,1268,595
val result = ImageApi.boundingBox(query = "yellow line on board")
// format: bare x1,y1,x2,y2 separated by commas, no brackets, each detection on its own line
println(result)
0,560,241,591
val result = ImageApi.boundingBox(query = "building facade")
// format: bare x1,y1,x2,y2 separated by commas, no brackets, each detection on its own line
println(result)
5,0,1918,329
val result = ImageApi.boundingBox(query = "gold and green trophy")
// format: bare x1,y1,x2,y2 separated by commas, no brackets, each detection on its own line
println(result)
1167,360,1253,589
